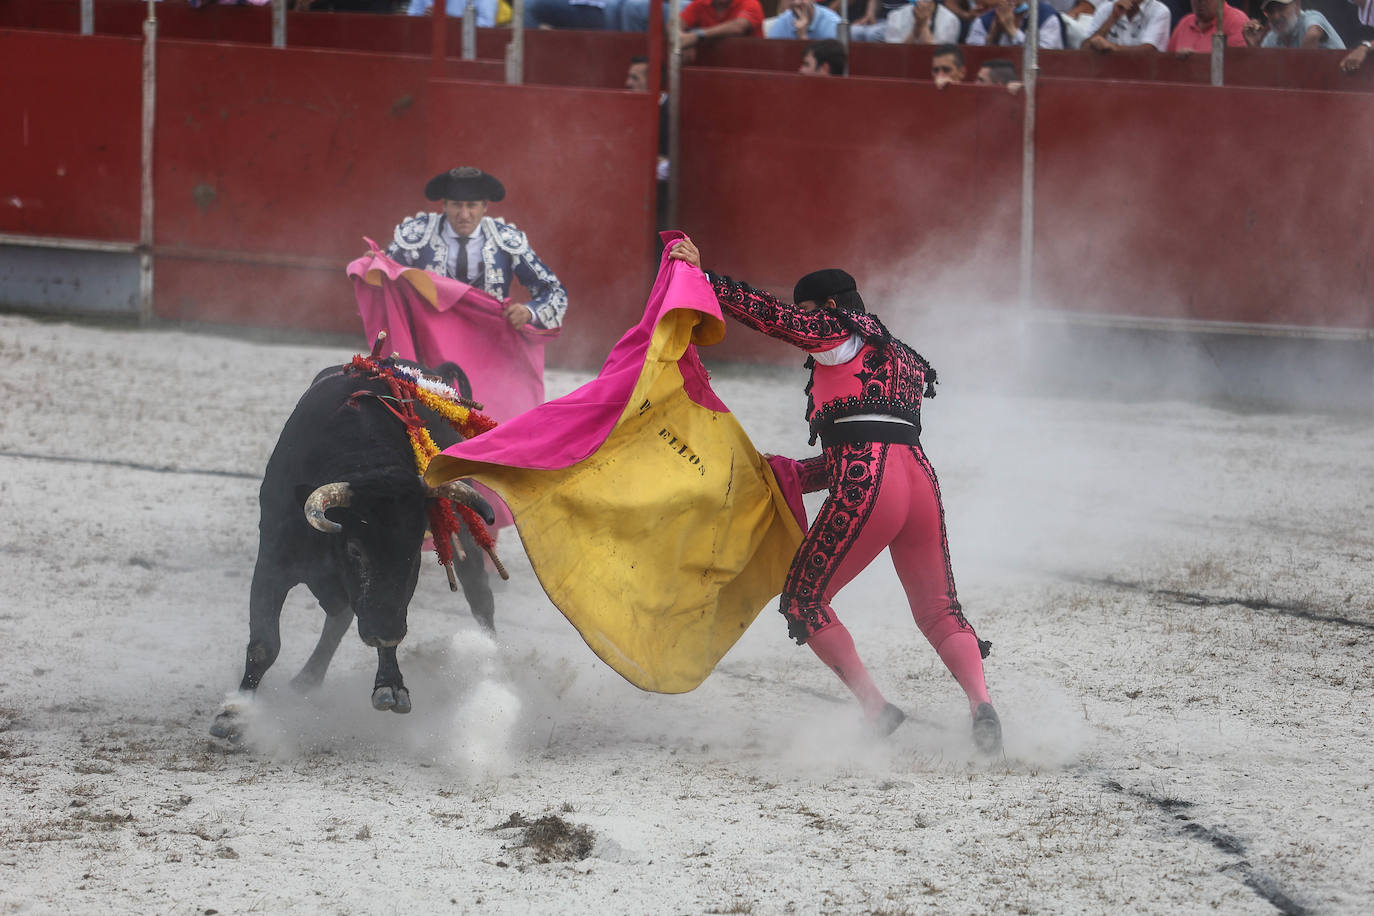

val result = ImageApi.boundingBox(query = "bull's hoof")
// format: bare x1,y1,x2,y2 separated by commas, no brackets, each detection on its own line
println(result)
471,606,495,633
371,685,411,714
289,670,324,695
209,704,246,744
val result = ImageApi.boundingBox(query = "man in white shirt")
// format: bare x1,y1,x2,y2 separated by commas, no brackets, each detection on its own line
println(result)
1243,0,1345,47
1083,0,1172,50
885,0,964,42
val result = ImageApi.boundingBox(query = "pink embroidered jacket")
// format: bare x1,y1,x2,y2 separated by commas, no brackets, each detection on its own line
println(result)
708,273,939,489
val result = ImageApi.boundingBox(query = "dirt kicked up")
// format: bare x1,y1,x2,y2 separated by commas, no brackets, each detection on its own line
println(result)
0,313,1370,915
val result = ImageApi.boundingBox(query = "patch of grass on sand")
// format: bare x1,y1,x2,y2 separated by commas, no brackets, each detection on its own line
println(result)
496,812,595,863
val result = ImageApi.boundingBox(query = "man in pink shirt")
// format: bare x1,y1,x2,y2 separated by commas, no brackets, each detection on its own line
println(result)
1166,0,1248,52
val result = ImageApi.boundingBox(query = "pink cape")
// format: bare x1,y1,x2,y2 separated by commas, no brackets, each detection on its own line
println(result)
348,240,558,427
426,231,807,531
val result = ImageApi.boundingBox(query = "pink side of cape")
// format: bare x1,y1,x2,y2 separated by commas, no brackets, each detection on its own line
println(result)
433,232,723,470
348,242,555,426
430,232,809,531
765,455,807,531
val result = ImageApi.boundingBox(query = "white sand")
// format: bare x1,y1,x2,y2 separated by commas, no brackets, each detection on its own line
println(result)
0,313,1370,915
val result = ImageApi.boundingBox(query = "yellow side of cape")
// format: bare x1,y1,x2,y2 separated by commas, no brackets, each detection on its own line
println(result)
427,308,803,693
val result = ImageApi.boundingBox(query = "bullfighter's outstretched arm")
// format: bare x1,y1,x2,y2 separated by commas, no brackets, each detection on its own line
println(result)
667,236,853,351
705,272,855,352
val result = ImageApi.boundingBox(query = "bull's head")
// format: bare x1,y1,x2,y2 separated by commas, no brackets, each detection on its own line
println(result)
303,477,493,533
301,473,492,647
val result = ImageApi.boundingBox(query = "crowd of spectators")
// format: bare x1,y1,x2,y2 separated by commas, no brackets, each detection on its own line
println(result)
283,0,1373,71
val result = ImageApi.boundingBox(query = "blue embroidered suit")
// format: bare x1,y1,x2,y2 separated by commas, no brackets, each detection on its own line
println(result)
386,213,569,329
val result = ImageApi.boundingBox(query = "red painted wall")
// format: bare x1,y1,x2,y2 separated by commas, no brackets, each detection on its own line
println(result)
151,41,436,331
288,13,649,88
99,2,273,42
0,0,78,30
0,1,647,89
692,37,1374,93
0,30,142,240
520,30,651,89
425,80,659,367
1033,77,1374,329
5,20,1374,362
1222,47,1374,93
677,67,1023,362
147,38,657,366
8,0,1371,93
7,0,1374,93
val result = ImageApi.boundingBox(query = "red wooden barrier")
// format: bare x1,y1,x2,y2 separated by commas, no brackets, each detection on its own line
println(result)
1033,77,1374,328
151,41,437,332
426,81,659,366
1223,47,1374,93
289,9,435,54
0,0,646,89
0,0,78,30
0,30,142,240
5,16,1374,362
691,36,1016,79
692,37,1374,93
101,2,273,42
1041,46,1374,93
153,41,440,259
7,0,1372,93
677,67,1023,363
147,38,657,366
520,30,649,89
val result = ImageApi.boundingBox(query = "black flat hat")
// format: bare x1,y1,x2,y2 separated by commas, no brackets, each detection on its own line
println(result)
793,269,859,307
424,166,506,202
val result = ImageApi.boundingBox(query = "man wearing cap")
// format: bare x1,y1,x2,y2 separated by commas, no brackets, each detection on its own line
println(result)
1242,0,1344,47
387,167,568,331
666,238,1003,755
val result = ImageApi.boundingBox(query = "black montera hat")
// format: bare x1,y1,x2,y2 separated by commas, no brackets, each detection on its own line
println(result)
424,166,506,202
794,269,860,308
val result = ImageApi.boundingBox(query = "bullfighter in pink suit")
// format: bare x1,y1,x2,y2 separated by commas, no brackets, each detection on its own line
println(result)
669,238,1002,754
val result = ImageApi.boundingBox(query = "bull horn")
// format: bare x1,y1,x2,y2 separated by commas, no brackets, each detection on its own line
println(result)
427,480,495,526
304,482,353,534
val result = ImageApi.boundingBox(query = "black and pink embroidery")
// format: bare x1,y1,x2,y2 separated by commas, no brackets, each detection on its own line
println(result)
780,441,888,643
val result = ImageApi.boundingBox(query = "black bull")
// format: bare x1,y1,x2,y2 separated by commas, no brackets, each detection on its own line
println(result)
210,363,496,742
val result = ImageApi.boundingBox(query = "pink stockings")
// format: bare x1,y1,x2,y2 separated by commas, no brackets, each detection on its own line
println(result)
784,441,991,722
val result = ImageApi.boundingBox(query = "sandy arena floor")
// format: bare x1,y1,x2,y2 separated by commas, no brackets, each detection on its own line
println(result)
0,313,1371,915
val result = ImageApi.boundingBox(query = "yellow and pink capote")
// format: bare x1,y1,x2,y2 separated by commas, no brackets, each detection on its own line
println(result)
424,235,806,693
